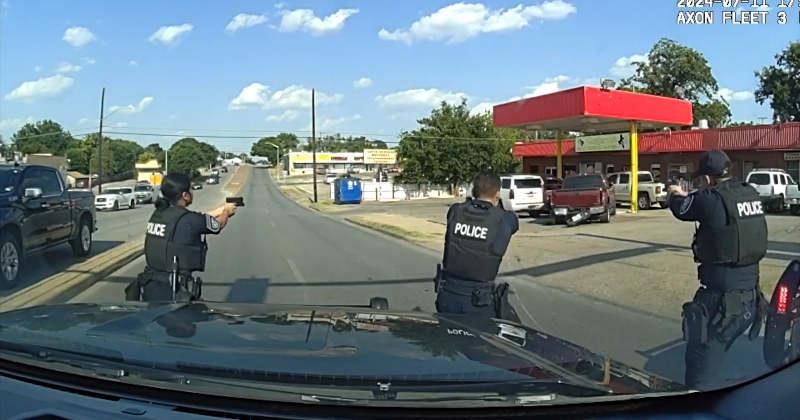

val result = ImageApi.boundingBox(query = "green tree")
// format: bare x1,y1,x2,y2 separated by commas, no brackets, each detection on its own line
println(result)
251,132,301,160
82,133,116,176
166,137,210,175
395,99,520,194
197,141,219,167
11,120,73,155
755,42,800,123
144,143,166,164
618,38,731,128
138,151,158,163
300,134,388,153
0,135,6,154
728,121,756,127
107,139,144,175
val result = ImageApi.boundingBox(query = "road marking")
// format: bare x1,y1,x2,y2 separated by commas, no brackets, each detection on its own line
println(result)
768,250,800,257
287,259,309,304
270,221,276,227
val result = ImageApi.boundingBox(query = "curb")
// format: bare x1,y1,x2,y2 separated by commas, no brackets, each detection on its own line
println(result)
344,217,410,242
1,166,252,311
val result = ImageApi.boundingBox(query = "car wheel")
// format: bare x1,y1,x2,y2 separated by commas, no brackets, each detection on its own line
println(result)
70,216,93,257
129,199,136,209
113,200,120,211
638,194,651,210
0,232,22,290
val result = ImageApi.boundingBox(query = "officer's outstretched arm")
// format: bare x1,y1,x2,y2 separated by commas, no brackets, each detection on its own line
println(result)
489,212,518,256
669,190,714,223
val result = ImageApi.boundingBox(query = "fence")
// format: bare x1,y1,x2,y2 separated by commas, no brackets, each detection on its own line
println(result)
330,181,471,201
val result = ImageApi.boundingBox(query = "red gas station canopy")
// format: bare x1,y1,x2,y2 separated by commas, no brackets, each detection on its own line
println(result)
493,86,693,133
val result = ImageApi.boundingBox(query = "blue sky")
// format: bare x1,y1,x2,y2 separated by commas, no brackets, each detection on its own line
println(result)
0,0,796,153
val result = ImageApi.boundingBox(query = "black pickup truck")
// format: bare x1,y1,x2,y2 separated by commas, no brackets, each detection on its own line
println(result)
0,163,97,289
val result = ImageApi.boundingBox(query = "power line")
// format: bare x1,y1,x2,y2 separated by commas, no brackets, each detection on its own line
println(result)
102,130,516,143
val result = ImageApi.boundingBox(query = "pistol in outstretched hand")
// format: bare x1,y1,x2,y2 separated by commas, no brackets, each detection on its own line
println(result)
226,196,245,207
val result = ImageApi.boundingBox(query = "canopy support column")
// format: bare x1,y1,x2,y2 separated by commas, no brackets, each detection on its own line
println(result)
629,121,639,214
556,130,563,179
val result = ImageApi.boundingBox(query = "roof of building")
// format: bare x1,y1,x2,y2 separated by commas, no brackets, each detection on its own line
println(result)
494,86,693,133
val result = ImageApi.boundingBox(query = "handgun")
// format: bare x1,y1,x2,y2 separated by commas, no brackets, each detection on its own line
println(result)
226,196,245,207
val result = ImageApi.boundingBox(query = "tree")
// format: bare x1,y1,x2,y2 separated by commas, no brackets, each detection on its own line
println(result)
143,143,166,164
251,132,300,160
107,139,144,175
11,120,74,155
300,134,388,152
755,42,800,123
395,99,521,194
0,135,6,154
618,38,731,128
166,137,215,175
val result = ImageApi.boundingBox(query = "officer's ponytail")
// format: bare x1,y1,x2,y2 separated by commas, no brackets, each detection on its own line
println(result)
157,172,192,209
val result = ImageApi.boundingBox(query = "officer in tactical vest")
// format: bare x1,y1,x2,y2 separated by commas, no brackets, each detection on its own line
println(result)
667,149,768,390
124,172,237,302
435,172,520,321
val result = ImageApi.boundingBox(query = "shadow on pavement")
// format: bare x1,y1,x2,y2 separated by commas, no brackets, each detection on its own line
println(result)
638,335,773,389
0,240,125,298
224,277,271,303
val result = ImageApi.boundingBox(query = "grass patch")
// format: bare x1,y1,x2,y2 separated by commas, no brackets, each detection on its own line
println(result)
349,217,435,239
308,199,338,211
280,186,306,197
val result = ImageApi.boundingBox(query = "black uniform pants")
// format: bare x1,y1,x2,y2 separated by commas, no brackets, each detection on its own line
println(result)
435,287,521,322
683,287,758,390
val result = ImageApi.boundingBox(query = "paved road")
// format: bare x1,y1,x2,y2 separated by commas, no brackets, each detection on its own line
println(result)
2,169,237,297
72,167,775,389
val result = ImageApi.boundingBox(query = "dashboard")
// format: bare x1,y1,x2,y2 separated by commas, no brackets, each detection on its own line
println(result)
0,360,797,420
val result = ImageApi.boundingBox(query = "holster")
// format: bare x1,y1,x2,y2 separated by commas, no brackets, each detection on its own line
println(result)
492,283,510,319
748,287,767,341
433,264,444,293
682,288,722,344
124,271,152,301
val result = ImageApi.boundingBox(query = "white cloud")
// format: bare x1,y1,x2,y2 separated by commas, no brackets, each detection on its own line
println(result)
169,114,177,119
266,110,300,122
56,62,81,73
226,13,267,33
33,66,43,72
353,77,372,88
301,114,361,132
609,54,647,77
471,75,593,114
0,116,34,132
4,75,74,101
471,102,496,114
82,57,96,65
375,88,469,109
277,8,358,36
379,1,576,45
62,26,96,46
108,97,153,114
78,117,90,125
148,24,193,45
129,60,138,66
228,83,343,110
112,122,128,128
718,88,752,102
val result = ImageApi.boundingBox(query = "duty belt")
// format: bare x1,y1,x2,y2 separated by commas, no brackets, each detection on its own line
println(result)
440,276,495,296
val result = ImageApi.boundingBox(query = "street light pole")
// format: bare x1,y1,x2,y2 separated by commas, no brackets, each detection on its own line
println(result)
97,87,106,194
311,89,318,203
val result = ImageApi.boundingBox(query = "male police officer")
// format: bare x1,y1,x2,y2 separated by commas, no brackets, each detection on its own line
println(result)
125,173,237,302
435,172,520,321
667,149,768,390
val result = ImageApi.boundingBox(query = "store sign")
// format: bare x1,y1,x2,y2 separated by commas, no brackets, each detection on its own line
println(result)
364,149,397,164
330,156,349,161
575,133,630,153
291,153,331,162
784,152,800,161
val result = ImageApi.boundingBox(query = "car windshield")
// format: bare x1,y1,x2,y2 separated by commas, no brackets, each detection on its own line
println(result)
0,3,796,412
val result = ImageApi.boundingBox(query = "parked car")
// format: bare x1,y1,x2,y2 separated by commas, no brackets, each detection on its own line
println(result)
134,184,158,204
747,168,795,213
95,187,136,211
607,171,667,210
550,173,615,224
206,177,219,185
786,182,800,215
0,163,97,288
192,182,203,190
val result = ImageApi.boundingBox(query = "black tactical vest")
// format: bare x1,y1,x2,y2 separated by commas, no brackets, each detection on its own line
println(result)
144,205,207,273
696,180,768,269
443,201,505,283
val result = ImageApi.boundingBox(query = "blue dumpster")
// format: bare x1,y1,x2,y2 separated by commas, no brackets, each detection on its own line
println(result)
334,177,362,204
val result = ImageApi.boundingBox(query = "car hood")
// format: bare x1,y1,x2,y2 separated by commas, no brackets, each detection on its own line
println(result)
0,303,687,394
95,193,125,199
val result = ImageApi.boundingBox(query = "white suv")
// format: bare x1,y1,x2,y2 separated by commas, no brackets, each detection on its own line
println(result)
467,174,545,217
746,168,795,213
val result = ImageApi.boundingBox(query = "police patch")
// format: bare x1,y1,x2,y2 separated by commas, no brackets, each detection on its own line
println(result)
679,194,694,215
206,214,221,233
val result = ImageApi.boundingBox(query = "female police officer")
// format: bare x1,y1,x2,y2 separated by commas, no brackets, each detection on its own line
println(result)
125,172,237,302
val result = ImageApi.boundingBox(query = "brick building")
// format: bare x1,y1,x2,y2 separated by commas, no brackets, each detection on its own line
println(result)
513,122,800,182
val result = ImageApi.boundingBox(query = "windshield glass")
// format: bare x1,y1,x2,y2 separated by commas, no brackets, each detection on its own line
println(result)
0,167,22,192
0,2,796,411
563,175,605,189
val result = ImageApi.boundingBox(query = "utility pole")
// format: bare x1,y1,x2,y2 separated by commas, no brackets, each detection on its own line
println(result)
97,87,106,194
757,117,767,125
311,88,318,203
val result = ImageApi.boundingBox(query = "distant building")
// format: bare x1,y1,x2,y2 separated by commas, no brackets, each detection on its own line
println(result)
135,159,163,184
